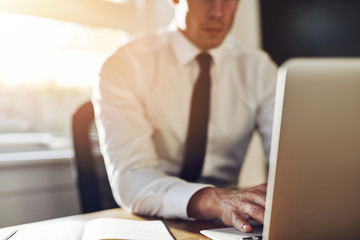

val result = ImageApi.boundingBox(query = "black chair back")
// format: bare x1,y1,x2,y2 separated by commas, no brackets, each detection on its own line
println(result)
72,101,118,213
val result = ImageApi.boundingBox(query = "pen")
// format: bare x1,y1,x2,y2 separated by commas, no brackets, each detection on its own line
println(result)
3,229,18,240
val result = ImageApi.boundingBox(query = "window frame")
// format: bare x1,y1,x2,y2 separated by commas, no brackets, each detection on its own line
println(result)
0,0,142,33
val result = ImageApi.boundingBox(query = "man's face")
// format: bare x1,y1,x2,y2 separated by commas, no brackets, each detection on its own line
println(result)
174,0,240,50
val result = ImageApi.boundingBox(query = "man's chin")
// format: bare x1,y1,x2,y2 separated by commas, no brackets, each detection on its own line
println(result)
199,39,225,51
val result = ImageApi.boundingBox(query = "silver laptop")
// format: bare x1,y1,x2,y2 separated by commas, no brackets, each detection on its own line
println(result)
263,58,360,240
201,58,360,240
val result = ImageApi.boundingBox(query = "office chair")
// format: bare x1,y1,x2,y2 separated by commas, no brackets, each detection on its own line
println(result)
72,101,118,213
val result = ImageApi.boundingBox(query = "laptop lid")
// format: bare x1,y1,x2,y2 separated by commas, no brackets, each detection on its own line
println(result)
263,58,360,240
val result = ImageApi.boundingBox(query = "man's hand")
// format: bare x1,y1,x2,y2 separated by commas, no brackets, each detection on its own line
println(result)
187,183,267,232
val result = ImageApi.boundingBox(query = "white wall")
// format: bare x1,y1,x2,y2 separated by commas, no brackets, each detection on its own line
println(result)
231,0,262,49
232,0,268,188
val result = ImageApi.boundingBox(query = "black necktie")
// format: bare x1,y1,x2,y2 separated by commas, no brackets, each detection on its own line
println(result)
179,53,212,182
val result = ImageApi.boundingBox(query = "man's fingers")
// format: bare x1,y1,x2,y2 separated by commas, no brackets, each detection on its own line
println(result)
238,201,265,224
214,184,268,231
231,213,252,233
242,191,266,208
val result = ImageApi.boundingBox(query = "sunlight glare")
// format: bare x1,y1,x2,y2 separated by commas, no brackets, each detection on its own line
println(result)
0,12,128,87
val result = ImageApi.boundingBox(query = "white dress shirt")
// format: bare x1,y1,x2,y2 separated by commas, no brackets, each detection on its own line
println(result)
92,27,278,219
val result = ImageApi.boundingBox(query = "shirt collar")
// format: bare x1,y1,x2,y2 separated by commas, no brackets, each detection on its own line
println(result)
208,38,232,68
169,26,231,67
170,28,201,66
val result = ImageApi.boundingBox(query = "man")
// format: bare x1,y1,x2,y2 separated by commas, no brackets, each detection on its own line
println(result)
93,0,277,233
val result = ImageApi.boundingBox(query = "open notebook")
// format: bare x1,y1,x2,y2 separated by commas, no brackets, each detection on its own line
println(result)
1,218,174,240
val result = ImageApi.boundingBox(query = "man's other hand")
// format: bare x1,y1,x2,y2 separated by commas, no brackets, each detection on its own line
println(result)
187,183,267,232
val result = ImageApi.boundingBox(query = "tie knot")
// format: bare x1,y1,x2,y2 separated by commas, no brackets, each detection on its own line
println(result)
196,53,212,71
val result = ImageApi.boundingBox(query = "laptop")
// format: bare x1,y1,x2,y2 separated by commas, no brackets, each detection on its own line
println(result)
202,58,360,240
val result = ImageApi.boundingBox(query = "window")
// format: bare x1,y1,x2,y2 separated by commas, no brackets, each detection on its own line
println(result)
0,11,129,152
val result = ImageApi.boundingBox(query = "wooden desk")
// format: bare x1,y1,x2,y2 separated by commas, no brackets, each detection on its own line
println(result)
0,208,225,240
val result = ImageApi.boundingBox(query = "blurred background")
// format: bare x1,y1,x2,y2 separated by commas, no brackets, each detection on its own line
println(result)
0,0,359,228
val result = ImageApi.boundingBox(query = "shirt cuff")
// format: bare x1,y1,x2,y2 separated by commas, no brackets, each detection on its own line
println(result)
163,181,213,219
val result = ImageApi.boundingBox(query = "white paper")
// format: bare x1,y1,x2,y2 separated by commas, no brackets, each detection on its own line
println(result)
201,226,262,240
9,221,85,240
0,228,18,240
81,218,174,240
